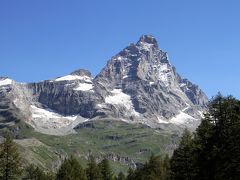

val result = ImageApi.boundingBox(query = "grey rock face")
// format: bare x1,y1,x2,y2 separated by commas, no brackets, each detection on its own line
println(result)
95,35,208,124
0,79,32,129
179,78,208,106
70,69,92,77
0,35,208,134
28,81,99,118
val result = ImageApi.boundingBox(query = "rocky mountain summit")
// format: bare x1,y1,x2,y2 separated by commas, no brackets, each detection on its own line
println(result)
0,35,208,135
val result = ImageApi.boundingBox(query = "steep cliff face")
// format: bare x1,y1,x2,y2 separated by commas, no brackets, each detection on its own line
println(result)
28,69,101,118
0,77,32,129
0,35,208,135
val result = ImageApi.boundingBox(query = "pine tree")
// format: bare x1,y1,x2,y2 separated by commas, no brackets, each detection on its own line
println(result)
23,164,54,180
170,129,195,180
193,117,216,179
115,172,125,180
126,168,135,180
0,135,22,180
142,154,170,180
56,155,86,180
86,155,102,180
23,164,36,180
99,158,113,180
207,95,240,179
127,154,170,180
170,95,240,179
162,155,170,180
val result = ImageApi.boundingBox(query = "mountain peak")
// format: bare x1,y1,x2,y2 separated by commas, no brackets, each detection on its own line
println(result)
70,69,92,77
137,35,158,47
0,35,208,136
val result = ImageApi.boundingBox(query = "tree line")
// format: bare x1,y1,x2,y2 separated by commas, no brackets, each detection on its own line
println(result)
0,94,240,179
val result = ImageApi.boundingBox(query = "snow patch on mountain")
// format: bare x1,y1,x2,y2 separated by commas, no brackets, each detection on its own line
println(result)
198,110,205,118
105,89,131,109
170,111,197,125
28,105,84,135
117,56,123,60
182,103,190,112
31,105,77,121
0,78,13,86
74,83,94,91
179,83,186,88
138,41,153,51
157,117,170,124
105,89,139,116
158,64,174,87
55,75,92,83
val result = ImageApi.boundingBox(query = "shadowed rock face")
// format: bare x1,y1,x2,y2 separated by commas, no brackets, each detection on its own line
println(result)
0,35,208,134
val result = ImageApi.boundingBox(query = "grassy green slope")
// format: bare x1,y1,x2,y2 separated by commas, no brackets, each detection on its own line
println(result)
16,119,180,174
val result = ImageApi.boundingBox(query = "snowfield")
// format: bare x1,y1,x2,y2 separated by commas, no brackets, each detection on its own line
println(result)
0,78,13,86
157,117,170,124
105,89,139,117
28,105,86,135
170,111,197,125
55,75,92,83
158,63,174,87
73,83,93,91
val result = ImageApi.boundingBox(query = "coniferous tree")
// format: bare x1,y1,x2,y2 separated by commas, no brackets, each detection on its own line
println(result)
206,95,240,179
0,135,22,180
139,154,170,180
115,172,125,180
170,95,240,180
162,155,170,180
126,168,135,180
23,164,36,180
23,164,54,180
99,158,113,180
126,154,170,180
193,117,216,179
56,155,86,180
86,155,102,180
191,95,240,179
170,129,195,180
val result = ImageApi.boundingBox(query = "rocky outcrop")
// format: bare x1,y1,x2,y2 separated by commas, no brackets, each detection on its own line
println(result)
27,69,103,118
0,78,32,128
105,153,139,169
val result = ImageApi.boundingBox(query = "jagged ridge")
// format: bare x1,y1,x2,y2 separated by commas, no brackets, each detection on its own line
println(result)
0,35,208,135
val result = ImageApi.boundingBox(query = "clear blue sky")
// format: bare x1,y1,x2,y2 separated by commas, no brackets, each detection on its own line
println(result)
0,0,240,98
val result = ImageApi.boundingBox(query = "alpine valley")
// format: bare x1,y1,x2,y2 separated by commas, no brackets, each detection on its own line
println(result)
0,35,208,173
